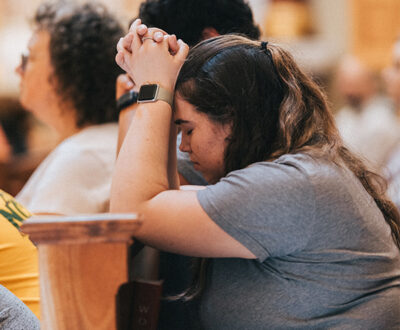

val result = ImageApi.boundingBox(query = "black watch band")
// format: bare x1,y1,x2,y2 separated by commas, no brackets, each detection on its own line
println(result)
116,90,138,112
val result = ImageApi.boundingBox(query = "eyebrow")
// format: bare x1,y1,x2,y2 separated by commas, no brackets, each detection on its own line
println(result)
174,119,190,125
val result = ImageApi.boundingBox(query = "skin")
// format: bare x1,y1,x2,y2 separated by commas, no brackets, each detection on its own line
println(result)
111,20,255,259
0,125,11,162
115,23,189,183
15,30,79,140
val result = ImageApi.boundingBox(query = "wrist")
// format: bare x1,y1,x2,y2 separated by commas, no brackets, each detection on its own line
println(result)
137,84,174,107
116,90,139,113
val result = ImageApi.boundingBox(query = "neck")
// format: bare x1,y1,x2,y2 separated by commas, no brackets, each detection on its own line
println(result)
52,105,85,141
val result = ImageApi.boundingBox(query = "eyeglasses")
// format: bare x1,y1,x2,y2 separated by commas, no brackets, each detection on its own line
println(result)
20,52,29,72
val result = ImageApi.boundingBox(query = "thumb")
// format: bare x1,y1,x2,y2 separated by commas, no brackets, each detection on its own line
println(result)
175,39,189,63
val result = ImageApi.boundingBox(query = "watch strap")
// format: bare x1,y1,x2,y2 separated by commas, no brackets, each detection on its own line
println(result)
116,90,138,112
155,86,174,107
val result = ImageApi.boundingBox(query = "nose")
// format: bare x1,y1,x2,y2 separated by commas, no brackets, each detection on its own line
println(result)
15,63,23,76
179,134,191,153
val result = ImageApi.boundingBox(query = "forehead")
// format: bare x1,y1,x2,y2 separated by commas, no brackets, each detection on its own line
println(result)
174,95,200,122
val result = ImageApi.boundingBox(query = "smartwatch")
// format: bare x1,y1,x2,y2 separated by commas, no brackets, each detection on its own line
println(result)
137,84,173,107
116,90,138,112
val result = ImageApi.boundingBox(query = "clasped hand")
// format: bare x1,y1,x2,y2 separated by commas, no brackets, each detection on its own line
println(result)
116,19,189,94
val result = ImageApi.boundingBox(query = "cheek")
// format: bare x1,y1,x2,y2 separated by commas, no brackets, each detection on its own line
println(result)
200,136,226,166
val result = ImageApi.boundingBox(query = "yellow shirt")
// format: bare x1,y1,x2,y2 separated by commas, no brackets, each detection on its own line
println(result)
0,190,40,318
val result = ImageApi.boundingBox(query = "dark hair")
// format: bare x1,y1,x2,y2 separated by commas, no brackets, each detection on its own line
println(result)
34,1,124,127
138,0,260,47
175,34,400,299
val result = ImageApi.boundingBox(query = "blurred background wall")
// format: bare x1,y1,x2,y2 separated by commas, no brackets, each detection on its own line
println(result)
1,0,400,96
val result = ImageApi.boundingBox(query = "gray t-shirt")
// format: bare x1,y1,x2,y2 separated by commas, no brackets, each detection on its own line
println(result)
0,285,40,330
197,153,400,329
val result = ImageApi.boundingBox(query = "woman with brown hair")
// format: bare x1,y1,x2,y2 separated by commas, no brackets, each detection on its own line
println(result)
15,0,123,214
112,20,400,329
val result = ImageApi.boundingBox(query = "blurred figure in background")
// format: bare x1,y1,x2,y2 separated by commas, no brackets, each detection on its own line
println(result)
0,124,11,163
0,190,39,318
15,1,124,214
335,55,400,170
383,38,400,210
0,99,30,158
0,99,51,196
0,284,39,329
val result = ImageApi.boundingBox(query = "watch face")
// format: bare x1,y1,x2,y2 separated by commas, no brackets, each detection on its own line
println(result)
138,84,158,101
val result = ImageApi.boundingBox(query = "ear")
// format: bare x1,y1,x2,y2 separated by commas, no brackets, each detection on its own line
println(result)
201,27,220,40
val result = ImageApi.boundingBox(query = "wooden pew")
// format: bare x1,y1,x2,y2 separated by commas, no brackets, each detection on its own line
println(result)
21,213,147,330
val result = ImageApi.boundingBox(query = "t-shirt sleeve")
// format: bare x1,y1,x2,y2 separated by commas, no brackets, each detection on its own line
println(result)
197,161,316,261
17,148,113,214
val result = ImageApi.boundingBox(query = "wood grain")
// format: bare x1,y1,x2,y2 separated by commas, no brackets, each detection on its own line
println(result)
20,213,142,330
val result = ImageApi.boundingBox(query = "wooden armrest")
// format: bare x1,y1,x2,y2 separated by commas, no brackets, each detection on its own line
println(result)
20,213,142,330
21,213,142,245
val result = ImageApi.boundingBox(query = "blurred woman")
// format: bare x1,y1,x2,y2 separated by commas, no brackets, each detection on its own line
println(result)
112,21,400,328
15,1,123,214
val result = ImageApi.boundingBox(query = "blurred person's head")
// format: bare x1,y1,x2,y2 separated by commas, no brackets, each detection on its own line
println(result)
137,0,260,47
335,55,377,110
16,1,124,137
383,39,400,108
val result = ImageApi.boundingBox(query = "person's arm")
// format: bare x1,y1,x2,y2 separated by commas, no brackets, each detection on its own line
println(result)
0,285,40,329
111,21,255,259
116,23,180,155
116,74,136,155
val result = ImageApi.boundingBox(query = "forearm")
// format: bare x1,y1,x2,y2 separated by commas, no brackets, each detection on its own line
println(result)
117,105,136,155
111,102,173,212
168,119,179,189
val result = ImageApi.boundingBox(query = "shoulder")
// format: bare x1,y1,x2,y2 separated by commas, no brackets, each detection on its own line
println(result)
196,154,324,259
198,154,320,220
220,153,324,189
59,123,118,154
44,124,118,169
197,153,353,223
17,125,118,208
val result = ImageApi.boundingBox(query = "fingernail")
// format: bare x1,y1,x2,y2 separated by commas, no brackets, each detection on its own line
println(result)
153,32,162,39
126,80,134,88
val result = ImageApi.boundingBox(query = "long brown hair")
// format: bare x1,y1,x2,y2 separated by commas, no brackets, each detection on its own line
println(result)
175,35,400,300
